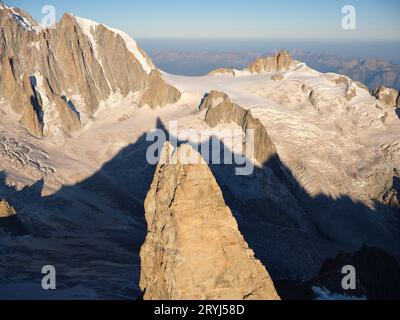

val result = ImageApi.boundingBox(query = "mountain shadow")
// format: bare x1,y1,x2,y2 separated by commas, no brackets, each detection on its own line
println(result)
277,245,400,300
0,117,399,300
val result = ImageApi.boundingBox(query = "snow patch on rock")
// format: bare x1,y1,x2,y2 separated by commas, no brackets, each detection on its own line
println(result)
73,14,154,75
31,74,63,138
73,16,102,64
5,5,42,34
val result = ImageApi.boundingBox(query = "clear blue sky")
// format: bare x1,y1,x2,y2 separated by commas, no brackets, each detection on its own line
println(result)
7,0,400,40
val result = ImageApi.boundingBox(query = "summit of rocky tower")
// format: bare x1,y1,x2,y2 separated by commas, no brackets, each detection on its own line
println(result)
0,6,181,138
247,49,297,74
139,142,280,300
208,49,298,76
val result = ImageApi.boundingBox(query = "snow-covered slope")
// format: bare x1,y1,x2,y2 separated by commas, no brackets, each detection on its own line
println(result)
73,15,155,75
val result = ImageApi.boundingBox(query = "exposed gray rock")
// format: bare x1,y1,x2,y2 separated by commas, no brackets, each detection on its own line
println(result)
208,49,298,76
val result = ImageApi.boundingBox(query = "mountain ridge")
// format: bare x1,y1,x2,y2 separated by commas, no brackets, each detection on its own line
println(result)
0,4,399,300
0,4,181,138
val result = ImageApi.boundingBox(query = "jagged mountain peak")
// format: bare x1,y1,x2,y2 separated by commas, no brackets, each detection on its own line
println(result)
248,48,298,73
62,12,156,75
0,2,42,33
0,5,180,139
208,48,301,76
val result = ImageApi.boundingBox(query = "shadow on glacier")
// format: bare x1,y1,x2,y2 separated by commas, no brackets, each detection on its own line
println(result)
1,118,399,300
195,141,400,282
163,119,400,296
0,120,168,300
144,118,399,287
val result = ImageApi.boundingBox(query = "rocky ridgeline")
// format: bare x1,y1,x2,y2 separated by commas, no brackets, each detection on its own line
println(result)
140,143,280,300
0,4,180,138
247,49,297,73
199,90,277,165
208,49,298,76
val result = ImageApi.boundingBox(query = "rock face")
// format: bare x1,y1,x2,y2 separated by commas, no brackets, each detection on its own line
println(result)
0,199,16,218
248,49,297,74
372,86,400,109
207,49,298,77
200,91,277,165
140,143,280,300
0,4,180,138
139,70,181,109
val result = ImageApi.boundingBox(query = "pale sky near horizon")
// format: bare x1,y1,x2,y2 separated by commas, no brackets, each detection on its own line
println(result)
6,0,400,40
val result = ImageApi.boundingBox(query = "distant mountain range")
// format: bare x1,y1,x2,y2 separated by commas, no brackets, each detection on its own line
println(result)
292,50,400,91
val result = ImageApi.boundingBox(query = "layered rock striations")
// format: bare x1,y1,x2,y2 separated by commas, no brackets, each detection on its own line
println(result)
0,4,180,138
140,143,280,300
200,90,277,165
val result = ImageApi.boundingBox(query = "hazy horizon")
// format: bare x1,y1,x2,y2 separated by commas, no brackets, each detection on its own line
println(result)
7,0,400,72
139,38,400,63
7,0,400,41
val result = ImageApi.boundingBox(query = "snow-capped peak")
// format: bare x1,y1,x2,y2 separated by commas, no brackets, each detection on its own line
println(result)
73,15,101,63
107,27,155,75
0,2,9,10
1,3,42,33
72,14,154,75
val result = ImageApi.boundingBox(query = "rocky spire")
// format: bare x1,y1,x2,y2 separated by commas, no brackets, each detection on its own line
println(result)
140,143,280,300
